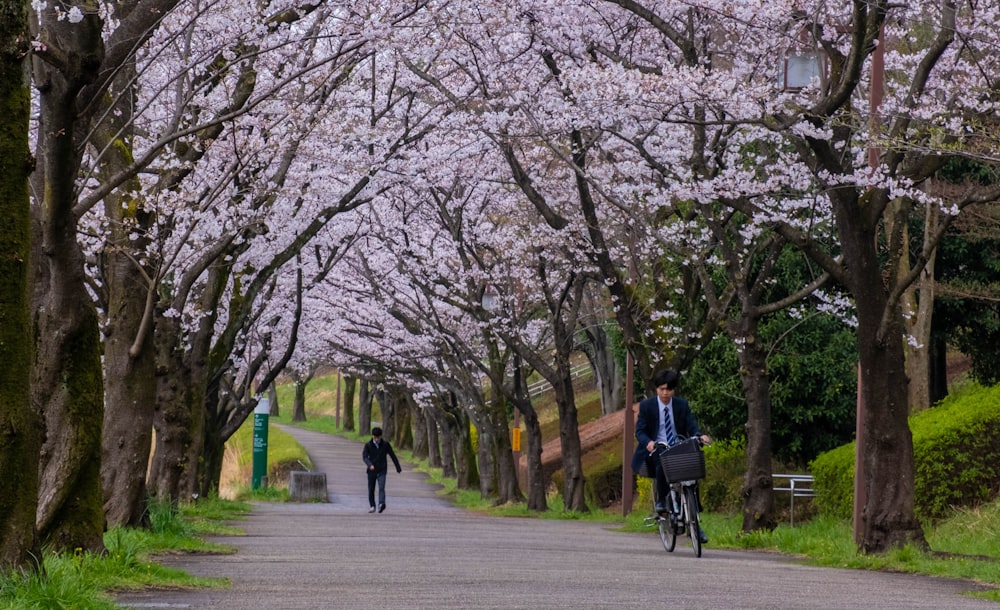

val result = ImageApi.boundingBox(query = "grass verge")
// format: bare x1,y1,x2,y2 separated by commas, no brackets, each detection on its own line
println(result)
0,497,250,610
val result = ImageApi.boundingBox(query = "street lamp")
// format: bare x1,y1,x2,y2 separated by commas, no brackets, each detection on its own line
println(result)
779,49,826,91
779,23,826,93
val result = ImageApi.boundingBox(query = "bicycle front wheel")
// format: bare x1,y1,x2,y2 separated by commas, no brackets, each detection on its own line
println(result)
658,514,677,552
683,485,702,558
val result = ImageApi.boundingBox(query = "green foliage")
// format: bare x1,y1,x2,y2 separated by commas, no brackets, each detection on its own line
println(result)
937,156,1000,185
910,384,1000,520
0,561,113,610
686,308,857,466
701,439,749,514
147,498,193,538
933,219,1000,386
811,383,1000,522
810,442,856,519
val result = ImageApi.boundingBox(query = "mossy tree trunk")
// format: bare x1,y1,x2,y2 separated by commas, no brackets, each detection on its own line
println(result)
149,264,222,503
94,56,158,528
0,0,43,570
29,4,107,554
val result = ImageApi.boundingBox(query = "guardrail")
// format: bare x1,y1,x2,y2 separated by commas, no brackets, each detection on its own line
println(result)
772,473,815,526
526,363,591,399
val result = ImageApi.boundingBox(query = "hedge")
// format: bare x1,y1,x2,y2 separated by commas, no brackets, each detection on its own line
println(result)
811,383,1000,522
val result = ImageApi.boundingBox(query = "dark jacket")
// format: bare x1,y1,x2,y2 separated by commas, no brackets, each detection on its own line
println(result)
630,394,701,475
363,438,401,474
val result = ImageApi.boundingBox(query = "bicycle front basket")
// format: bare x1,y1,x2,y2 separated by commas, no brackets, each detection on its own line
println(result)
659,439,706,483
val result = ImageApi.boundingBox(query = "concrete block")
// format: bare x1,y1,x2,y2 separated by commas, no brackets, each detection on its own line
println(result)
289,471,328,502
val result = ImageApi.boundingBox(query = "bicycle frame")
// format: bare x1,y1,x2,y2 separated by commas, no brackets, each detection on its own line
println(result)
644,439,705,557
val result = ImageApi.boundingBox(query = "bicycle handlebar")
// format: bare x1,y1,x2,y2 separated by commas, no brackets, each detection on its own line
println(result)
649,435,710,455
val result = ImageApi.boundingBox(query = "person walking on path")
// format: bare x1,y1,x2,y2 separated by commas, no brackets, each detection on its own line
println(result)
362,427,401,513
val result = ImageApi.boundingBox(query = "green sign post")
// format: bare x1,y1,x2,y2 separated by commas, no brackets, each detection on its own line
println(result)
251,397,270,489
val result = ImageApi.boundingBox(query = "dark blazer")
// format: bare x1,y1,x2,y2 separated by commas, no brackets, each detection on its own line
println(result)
630,394,701,475
363,439,402,474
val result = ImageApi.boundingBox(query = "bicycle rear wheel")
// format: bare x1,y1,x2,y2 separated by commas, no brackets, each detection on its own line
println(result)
658,514,677,552
683,486,702,557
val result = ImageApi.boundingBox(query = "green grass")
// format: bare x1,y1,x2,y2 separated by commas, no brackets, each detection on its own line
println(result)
0,497,248,609
618,504,1000,602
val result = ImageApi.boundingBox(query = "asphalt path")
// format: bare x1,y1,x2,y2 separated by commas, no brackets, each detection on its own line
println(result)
114,426,998,609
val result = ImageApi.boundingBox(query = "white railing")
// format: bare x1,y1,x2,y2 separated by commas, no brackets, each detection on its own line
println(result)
772,473,815,526
527,364,592,399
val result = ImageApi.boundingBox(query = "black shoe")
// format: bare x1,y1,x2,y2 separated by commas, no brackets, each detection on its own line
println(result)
378,504,386,513
697,529,708,544
654,502,667,514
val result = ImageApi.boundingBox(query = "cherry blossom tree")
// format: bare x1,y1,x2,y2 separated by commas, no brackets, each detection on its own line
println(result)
0,0,42,571
29,0,167,554
571,0,1000,551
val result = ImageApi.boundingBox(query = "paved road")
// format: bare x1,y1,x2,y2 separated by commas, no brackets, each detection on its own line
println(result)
114,426,997,609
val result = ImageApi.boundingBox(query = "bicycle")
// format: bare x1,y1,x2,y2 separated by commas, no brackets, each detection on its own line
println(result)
643,437,706,557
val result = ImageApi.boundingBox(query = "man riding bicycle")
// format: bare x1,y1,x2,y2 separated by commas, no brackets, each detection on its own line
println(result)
631,368,711,544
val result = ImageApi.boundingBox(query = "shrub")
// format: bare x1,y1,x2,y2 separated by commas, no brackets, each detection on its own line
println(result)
810,442,855,519
911,384,1000,520
702,439,748,514
810,383,1000,522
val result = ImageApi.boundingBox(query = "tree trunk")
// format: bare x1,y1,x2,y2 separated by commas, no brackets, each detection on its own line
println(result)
412,400,429,460
358,378,372,435
515,398,547,512
838,201,926,553
94,56,157,528
149,315,204,504
904,255,936,412
486,391,523,505
394,391,413,450
0,0,43,567
30,7,107,552
582,322,625,416
474,410,497,499
342,375,356,431
197,409,226,501
378,387,393,439
268,384,279,417
552,364,587,511
292,380,307,422
448,394,479,490
736,319,777,532
433,398,457,478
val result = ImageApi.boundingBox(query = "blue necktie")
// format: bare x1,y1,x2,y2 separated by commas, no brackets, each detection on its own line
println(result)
663,406,676,446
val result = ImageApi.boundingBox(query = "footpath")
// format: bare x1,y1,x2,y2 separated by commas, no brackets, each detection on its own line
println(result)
113,426,998,610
